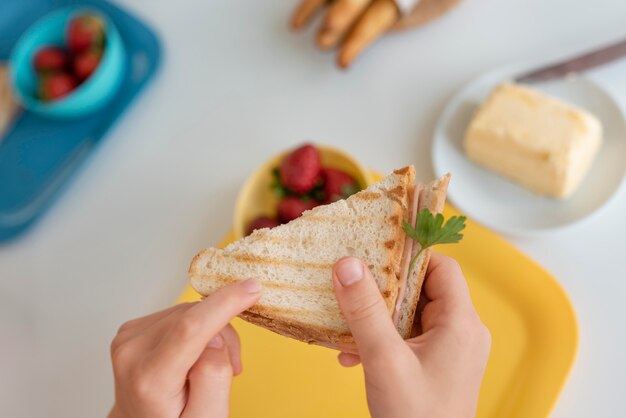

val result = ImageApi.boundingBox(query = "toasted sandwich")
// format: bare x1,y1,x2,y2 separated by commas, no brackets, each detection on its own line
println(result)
189,166,450,344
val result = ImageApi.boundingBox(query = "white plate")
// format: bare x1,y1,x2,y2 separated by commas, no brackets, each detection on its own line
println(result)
432,64,626,236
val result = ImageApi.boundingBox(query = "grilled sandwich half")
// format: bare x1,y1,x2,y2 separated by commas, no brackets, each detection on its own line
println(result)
189,166,449,344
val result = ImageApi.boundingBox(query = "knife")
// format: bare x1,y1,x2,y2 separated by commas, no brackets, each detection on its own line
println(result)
515,37,626,83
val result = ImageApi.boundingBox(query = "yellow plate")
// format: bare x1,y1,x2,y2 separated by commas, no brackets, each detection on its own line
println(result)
178,172,578,418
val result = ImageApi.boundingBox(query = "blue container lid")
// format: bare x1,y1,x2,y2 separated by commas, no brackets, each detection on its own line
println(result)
0,0,162,242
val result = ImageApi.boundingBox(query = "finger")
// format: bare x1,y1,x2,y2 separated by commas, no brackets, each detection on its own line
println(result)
424,253,473,311
338,0,399,68
111,303,196,353
337,352,361,367
420,253,475,332
316,341,359,355
117,302,194,335
220,324,243,376
332,257,405,362
291,0,328,29
182,334,232,418
316,0,370,49
126,304,241,355
147,279,261,381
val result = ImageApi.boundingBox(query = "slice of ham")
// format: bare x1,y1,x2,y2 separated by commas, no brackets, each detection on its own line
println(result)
392,183,422,325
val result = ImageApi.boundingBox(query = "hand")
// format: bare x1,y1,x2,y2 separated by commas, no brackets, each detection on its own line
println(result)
291,0,400,68
332,254,491,418
108,279,262,418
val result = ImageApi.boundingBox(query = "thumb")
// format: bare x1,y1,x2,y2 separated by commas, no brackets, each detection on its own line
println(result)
333,257,405,362
182,334,232,418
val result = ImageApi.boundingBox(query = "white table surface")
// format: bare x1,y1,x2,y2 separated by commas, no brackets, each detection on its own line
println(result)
1,0,625,416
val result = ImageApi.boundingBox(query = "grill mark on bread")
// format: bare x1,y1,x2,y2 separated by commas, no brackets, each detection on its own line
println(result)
388,215,400,225
354,192,382,200
382,190,404,207
222,253,333,269
250,305,321,317
383,290,391,298
297,215,377,223
394,167,410,175
388,186,404,199
204,274,335,293
384,240,395,249
383,265,393,274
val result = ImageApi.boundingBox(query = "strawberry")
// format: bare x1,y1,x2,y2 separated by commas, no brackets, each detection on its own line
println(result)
73,48,102,81
322,168,359,203
246,216,280,236
277,197,318,223
67,15,105,53
279,144,321,193
39,73,77,101
33,46,68,73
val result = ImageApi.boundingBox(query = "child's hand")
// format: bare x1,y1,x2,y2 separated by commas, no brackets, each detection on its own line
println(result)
108,279,262,418
332,253,491,418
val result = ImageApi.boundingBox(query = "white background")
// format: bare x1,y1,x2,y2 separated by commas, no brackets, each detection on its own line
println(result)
1,0,625,416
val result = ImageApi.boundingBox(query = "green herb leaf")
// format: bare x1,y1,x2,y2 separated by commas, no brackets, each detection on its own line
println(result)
270,167,362,203
310,186,326,202
341,183,359,198
403,209,466,276
270,168,288,198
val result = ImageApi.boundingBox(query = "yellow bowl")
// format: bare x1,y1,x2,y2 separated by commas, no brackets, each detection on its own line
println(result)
233,144,375,240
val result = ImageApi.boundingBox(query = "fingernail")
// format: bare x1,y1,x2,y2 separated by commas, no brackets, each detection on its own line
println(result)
335,257,363,287
207,334,224,349
241,278,262,294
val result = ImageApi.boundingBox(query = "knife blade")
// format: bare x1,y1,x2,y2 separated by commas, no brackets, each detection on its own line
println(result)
515,38,626,83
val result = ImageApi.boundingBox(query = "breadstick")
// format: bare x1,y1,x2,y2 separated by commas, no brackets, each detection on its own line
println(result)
316,0,371,49
291,0,328,30
338,0,399,68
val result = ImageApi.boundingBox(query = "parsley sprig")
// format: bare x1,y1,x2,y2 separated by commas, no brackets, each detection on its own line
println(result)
402,209,467,276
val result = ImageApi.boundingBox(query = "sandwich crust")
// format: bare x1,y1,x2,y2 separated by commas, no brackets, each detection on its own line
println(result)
240,310,355,344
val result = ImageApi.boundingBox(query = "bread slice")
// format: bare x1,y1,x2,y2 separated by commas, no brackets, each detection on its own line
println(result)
394,174,450,338
189,166,416,344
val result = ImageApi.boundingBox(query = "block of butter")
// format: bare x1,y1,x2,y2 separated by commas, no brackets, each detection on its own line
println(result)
464,83,602,199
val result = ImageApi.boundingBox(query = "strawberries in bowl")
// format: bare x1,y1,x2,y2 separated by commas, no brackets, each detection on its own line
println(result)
67,15,105,53
279,144,322,193
39,73,78,101
9,7,126,118
278,197,319,223
246,216,280,236
243,143,365,236
73,48,103,81
322,168,359,203
33,46,69,73
30,13,106,102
